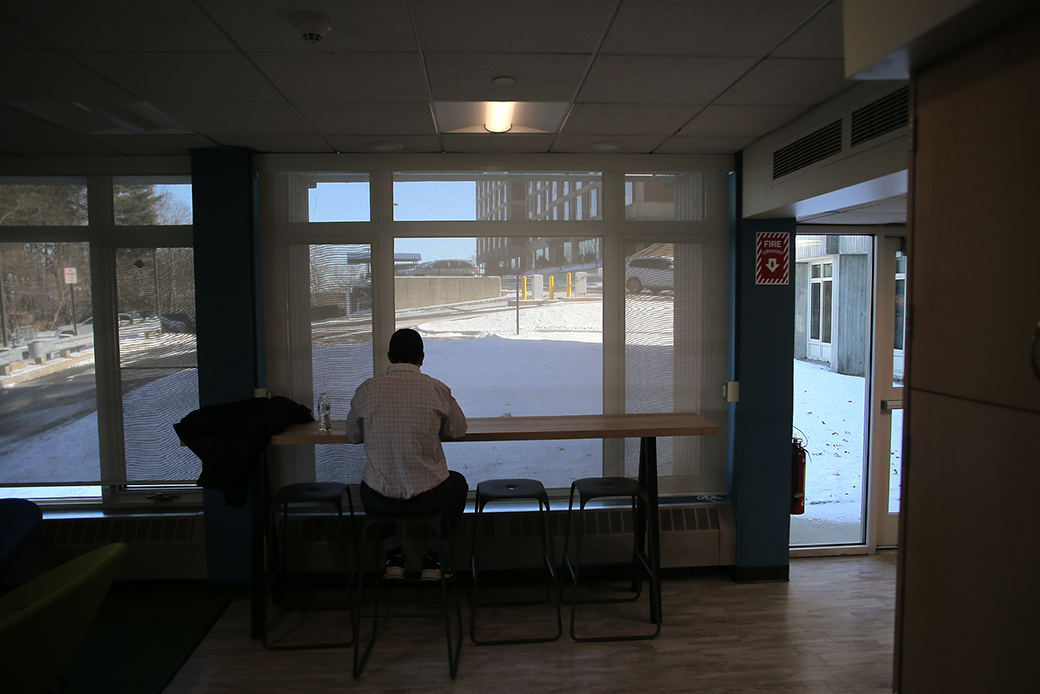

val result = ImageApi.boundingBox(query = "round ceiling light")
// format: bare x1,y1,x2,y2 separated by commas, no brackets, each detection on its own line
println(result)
493,76,516,85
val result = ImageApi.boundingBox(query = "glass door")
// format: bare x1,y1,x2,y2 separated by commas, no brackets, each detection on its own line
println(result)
870,237,906,547
791,236,872,546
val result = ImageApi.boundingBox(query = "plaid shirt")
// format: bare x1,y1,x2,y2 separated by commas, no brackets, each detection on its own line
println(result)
345,363,468,499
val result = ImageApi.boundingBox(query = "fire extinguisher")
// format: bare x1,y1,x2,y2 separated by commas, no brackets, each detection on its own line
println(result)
792,436,807,515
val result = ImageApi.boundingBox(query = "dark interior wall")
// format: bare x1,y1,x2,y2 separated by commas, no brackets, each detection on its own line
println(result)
730,170,796,579
190,147,262,583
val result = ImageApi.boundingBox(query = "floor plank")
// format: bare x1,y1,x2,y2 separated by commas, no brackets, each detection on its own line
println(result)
165,552,896,694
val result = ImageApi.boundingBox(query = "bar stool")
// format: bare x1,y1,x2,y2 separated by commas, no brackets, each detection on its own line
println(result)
563,477,661,642
351,509,462,680
263,482,356,651
469,478,562,645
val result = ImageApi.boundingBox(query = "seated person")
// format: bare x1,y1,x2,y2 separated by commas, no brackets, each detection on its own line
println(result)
345,328,469,580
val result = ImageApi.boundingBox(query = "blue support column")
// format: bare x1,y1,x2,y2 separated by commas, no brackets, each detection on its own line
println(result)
191,147,262,583
729,158,795,582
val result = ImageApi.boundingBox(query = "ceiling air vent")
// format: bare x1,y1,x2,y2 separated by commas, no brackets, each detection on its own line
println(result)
851,86,909,147
772,119,842,180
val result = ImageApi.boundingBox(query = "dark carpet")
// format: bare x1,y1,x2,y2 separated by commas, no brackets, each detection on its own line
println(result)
61,580,232,694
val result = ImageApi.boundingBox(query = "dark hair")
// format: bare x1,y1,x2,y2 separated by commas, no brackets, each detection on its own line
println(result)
388,328,423,364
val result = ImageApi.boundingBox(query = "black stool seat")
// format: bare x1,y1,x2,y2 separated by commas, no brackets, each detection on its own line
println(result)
352,510,462,680
470,478,562,645
263,482,356,651
564,476,661,642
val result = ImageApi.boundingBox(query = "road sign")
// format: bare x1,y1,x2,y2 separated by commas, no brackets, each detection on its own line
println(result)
64,267,78,284
755,233,789,285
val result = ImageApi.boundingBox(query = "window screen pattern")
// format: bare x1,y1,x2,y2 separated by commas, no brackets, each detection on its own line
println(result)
117,247,200,483
624,240,728,494
290,244,373,483
0,241,100,490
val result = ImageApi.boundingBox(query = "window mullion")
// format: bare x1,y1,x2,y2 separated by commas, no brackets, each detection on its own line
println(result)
86,177,127,497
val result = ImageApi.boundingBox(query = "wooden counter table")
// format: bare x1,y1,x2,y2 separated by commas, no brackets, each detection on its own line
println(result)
255,412,721,636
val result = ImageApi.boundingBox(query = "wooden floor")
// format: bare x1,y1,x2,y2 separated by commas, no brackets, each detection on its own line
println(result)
166,552,896,694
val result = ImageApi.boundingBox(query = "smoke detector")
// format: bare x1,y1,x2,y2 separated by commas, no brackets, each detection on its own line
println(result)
291,12,332,44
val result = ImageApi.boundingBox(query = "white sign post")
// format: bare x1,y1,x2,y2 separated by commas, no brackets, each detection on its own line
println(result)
64,267,79,335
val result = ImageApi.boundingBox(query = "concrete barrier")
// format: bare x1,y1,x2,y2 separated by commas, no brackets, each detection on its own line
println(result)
394,276,502,311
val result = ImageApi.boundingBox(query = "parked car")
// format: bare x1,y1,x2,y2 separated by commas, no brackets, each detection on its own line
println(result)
160,313,196,334
397,259,481,277
625,256,673,294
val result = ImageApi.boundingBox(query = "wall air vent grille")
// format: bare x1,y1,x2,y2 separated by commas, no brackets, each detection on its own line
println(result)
851,86,910,147
772,120,843,180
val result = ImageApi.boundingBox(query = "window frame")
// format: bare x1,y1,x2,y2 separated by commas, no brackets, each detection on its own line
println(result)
0,175,197,509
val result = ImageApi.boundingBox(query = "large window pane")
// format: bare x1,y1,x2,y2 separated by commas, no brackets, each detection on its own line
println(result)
116,247,200,483
0,242,100,497
279,173,370,223
303,244,373,482
624,173,707,221
113,176,192,225
394,172,603,222
397,236,603,488
0,178,88,226
624,241,727,493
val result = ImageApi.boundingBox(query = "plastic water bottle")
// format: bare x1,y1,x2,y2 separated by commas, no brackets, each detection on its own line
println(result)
316,392,331,432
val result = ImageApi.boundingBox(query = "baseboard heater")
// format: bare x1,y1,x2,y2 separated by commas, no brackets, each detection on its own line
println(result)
11,502,734,581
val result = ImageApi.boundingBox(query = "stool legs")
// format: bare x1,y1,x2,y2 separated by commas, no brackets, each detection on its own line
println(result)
470,481,562,645
351,512,462,680
262,483,356,651
563,478,662,642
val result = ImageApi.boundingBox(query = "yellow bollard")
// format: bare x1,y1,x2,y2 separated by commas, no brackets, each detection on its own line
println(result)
567,272,572,298
522,275,528,301
549,275,555,300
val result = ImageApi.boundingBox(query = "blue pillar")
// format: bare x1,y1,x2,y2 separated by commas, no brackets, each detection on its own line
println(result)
191,147,262,583
729,159,795,582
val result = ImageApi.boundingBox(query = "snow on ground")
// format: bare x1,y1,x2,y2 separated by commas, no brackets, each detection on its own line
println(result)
3,299,900,529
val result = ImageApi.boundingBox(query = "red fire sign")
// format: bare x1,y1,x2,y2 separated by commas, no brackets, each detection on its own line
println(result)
755,232,789,285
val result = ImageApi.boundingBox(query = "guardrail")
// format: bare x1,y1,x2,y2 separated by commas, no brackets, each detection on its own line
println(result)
1,333,95,375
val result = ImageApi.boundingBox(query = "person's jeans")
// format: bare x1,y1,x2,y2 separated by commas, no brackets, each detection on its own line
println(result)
359,471,469,555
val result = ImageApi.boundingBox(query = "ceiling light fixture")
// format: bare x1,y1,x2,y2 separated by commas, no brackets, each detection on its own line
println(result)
590,141,625,152
484,101,515,133
492,76,516,85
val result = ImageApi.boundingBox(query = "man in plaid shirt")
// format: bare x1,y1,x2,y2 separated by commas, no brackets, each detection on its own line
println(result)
345,328,469,580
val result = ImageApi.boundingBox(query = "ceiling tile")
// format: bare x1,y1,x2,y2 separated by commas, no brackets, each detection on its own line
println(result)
677,104,808,137
425,53,589,102
716,58,850,105
2,50,138,102
562,103,701,136
550,134,669,153
601,0,831,56
0,105,122,155
410,0,618,53
250,52,428,102
293,102,437,136
654,135,756,155
2,1,236,52
578,55,758,104
211,135,336,153
73,52,285,103
154,102,314,139
771,1,844,59
325,135,443,153
442,133,556,153
86,134,219,156
198,0,417,52
0,16,51,49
